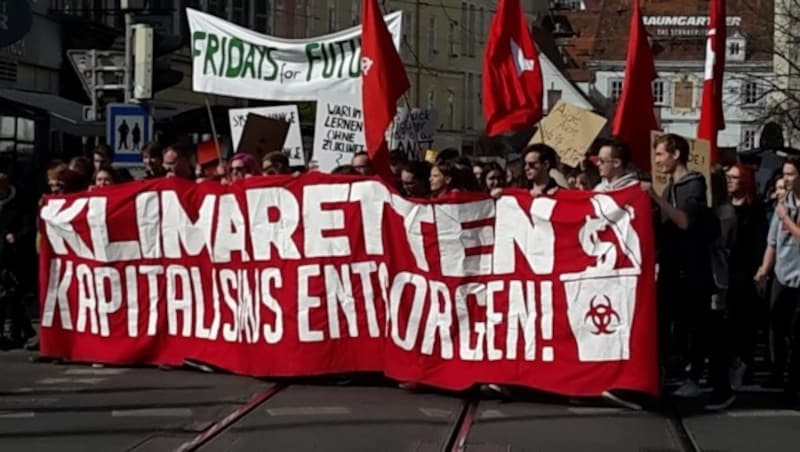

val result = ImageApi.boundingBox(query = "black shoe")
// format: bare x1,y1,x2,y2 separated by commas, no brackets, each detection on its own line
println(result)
705,390,736,410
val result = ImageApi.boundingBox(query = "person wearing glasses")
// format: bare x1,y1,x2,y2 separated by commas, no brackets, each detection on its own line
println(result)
227,153,260,182
520,143,562,196
593,139,639,192
261,151,291,176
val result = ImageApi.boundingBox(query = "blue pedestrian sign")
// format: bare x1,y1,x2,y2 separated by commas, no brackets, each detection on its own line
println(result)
106,103,152,164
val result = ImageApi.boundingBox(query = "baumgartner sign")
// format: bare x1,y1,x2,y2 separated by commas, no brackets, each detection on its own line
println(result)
187,8,403,101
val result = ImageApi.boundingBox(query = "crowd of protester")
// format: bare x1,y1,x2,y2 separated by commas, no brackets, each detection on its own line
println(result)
2,133,800,412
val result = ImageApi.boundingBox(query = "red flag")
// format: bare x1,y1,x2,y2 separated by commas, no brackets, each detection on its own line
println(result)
482,0,543,137
361,0,409,181
611,0,659,172
697,0,726,163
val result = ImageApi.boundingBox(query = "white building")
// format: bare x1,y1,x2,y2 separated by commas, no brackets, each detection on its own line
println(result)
584,0,774,151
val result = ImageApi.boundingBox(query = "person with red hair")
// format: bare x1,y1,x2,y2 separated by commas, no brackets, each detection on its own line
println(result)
227,153,260,183
726,163,768,387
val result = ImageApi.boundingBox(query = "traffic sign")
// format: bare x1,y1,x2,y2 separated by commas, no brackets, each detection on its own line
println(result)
67,50,127,99
106,103,152,165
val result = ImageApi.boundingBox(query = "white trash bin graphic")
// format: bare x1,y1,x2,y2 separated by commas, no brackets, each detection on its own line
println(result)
562,272,639,361
560,194,642,362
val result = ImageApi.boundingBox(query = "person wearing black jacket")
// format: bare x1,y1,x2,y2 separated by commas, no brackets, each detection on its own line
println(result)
645,133,734,410
0,159,35,350
726,164,768,387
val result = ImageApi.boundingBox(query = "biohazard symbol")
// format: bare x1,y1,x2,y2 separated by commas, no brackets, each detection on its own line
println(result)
584,295,620,335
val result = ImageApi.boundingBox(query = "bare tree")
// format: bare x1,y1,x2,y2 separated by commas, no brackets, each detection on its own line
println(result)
737,0,800,146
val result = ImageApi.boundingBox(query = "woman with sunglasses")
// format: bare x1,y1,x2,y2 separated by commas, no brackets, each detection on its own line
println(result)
227,153,260,182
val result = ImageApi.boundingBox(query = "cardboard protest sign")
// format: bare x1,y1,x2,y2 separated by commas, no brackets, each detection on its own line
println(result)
529,100,607,167
229,106,305,166
386,108,437,159
237,114,290,162
313,94,367,172
650,131,711,203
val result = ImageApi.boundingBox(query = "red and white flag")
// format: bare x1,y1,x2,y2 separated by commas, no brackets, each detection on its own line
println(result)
697,0,726,163
611,0,659,172
361,0,410,181
482,0,543,137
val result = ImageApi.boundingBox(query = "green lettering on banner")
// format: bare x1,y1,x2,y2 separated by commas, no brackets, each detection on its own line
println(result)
241,44,256,78
305,43,322,82
335,41,348,78
321,43,335,79
256,46,267,79
262,48,278,80
226,37,244,78
348,39,362,77
192,31,206,58
204,33,219,76
219,36,228,76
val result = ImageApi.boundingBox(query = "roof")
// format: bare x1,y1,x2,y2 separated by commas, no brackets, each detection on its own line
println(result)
592,0,774,63
0,88,104,136
538,10,603,82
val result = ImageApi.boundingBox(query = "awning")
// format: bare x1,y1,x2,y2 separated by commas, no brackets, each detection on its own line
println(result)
0,88,104,136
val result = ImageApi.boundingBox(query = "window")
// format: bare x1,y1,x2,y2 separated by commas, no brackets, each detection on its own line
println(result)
255,0,271,33
464,74,475,129
461,2,468,56
652,80,665,105
743,82,759,104
547,89,562,113
232,0,246,25
448,90,455,130
351,0,360,26
673,79,694,109
0,116,34,159
479,7,486,44
468,4,477,56
327,1,337,33
609,79,623,103
427,17,437,61
449,22,457,57
742,129,757,149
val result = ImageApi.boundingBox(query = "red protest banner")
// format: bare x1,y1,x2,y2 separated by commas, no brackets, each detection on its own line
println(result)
37,174,658,396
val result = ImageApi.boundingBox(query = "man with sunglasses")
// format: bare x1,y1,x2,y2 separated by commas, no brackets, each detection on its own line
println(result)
594,139,639,192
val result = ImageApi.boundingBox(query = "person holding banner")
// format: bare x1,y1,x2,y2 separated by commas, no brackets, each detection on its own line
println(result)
162,147,193,180
261,151,291,176
352,152,375,176
227,153,260,182
593,139,639,192
648,133,734,409
520,144,562,196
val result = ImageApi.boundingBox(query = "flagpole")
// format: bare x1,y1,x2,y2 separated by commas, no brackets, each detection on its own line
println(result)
204,96,222,162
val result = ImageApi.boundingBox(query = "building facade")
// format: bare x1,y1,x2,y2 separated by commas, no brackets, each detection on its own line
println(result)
586,0,774,151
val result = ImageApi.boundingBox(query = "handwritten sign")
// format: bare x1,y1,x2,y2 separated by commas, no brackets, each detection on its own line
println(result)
387,108,437,160
529,100,607,167
313,94,366,172
650,131,711,203
229,105,305,166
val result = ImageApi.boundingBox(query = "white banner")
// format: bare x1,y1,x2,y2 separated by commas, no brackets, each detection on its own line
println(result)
188,8,403,101
229,105,306,166
313,94,367,172
387,108,438,159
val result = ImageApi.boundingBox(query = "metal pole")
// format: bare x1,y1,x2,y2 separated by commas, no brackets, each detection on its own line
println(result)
124,12,132,103
414,0,421,107
91,49,98,121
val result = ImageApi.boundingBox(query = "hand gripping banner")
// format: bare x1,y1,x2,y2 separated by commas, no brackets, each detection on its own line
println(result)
38,174,658,396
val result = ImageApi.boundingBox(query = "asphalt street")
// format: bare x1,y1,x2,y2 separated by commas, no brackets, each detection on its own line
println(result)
1,349,799,452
